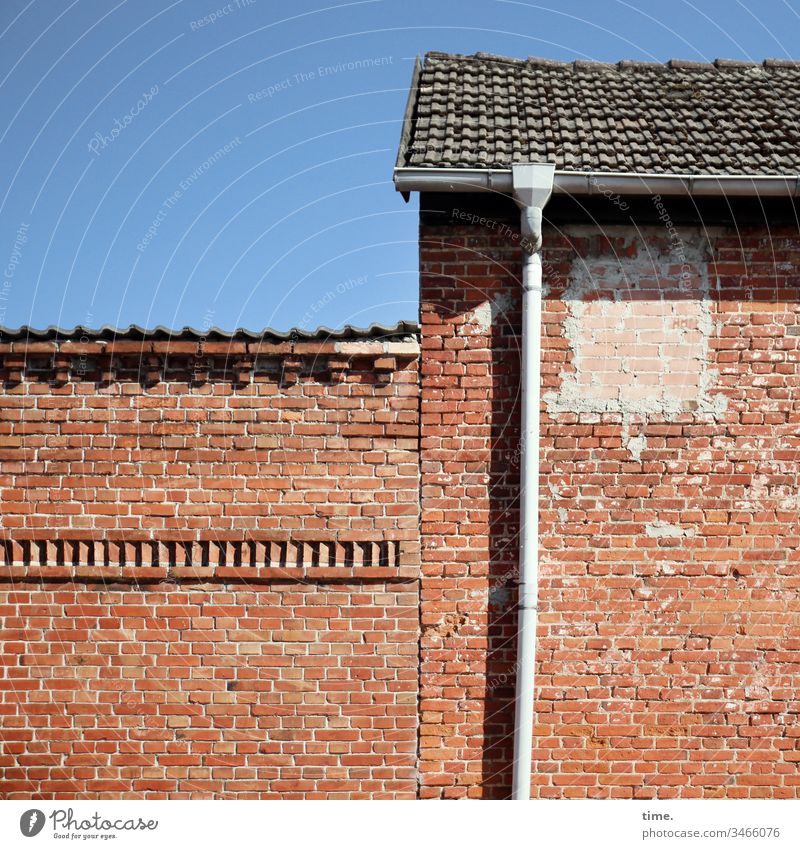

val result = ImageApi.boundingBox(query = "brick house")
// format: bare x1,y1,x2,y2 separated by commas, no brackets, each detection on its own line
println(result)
4,52,800,800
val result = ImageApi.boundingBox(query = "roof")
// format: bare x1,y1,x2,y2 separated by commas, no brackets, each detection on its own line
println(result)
0,321,419,343
397,52,800,175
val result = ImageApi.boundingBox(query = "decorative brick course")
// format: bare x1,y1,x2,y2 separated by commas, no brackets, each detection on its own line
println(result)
0,535,412,582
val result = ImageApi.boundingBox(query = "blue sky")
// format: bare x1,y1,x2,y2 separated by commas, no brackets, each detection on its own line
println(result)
0,0,797,331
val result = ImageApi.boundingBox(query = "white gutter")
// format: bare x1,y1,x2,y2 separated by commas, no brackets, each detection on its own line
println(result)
394,167,800,197
509,163,555,801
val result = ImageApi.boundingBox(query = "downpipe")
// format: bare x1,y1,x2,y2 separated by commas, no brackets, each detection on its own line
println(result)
511,164,555,800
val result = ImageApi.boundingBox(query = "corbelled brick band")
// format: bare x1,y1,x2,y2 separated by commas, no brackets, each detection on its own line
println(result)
0,534,412,582
0,333,420,799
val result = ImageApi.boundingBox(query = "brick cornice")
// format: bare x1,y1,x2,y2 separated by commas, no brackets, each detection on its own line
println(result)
0,533,419,582
0,340,419,385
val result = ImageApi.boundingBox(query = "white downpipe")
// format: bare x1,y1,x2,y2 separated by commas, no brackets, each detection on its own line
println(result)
511,164,555,801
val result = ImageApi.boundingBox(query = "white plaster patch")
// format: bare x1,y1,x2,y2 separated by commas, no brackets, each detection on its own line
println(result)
470,291,515,331
544,226,727,421
335,339,419,355
736,471,800,512
625,433,647,461
471,301,493,330
645,521,696,538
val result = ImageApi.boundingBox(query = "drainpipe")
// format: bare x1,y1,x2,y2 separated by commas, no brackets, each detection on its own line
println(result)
510,163,555,801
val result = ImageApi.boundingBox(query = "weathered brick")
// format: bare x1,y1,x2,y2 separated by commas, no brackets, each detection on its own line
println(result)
418,211,800,799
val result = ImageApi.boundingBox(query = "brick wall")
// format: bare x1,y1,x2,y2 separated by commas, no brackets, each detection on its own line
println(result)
419,195,800,799
0,333,420,799
5,197,800,800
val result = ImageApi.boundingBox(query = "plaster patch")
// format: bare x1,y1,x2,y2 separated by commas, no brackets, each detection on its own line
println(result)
645,521,696,538
737,472,800,512
470,291,515,331
544,227,727,420
625,432,647,461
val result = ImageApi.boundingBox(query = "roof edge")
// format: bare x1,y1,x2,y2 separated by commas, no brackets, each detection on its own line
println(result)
422,50,800,72
0,320,420,343
395,55,422,172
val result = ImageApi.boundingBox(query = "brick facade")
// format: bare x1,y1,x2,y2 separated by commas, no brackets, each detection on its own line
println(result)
418,194,800,799
0,335,420,798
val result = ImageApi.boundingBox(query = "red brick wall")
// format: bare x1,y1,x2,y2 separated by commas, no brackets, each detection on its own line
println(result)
0,582,417,799
5,203,800,801
0,338,418,536
0,336,420,799
419,199,800,799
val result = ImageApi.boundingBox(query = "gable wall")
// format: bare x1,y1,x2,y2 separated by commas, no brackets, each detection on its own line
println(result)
418,194,800,799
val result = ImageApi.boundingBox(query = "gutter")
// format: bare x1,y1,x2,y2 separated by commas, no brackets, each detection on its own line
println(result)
394,167,800,197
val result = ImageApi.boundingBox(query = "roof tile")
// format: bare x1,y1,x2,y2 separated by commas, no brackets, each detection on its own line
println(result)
398,52,800,174
0,322,419,343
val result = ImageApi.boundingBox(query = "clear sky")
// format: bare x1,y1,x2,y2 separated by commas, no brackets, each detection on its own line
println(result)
0,0,797,332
